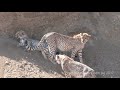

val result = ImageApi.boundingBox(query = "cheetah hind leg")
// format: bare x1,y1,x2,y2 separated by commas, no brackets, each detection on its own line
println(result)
47,45,57,64
24,45,31,52
48,54,57,64
41,51,48,60
41,45,50,60
41,48,57,64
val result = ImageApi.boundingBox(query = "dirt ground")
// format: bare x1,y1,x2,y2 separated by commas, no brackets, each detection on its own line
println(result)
0,12,120,78
0,37,64,78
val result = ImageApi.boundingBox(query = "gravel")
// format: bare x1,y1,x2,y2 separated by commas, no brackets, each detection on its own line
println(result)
4,57,63,78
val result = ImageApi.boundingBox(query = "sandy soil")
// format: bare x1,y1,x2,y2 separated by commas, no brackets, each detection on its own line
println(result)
0,37,64,78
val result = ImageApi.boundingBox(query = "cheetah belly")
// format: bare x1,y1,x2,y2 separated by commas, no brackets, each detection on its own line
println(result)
57,42,73,51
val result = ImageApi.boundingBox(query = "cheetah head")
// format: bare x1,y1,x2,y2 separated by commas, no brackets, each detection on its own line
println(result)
19,38,28,46
55,54,73,65
55,55,66,64
15,30,28,40
73,33,91,43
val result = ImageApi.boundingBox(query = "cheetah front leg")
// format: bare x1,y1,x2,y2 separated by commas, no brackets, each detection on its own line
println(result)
78,50,83,63
41,47,50,60
17,42,29,52
71,49,78,60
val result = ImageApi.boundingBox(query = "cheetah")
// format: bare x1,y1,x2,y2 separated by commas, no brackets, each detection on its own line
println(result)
37,32,91,64
15,30,40,51
15,30,51,63
55,54,96,78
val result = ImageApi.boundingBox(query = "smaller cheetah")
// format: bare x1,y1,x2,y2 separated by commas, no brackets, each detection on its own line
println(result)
55,54,96,78
37,32,91,64
15,30,40,51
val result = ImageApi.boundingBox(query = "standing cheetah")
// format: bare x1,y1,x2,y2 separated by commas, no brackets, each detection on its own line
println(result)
55,54,96,78
37,32,91,64
15,30,40,51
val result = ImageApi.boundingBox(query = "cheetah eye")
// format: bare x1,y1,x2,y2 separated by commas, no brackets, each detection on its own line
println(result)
56,55,59,59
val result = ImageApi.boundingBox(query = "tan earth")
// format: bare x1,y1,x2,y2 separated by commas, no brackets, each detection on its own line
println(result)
0,12,120,78
0,38,64,78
